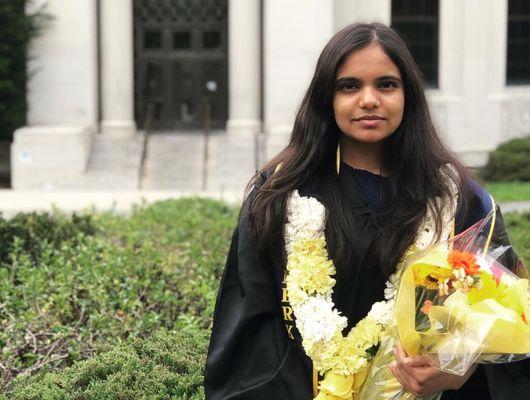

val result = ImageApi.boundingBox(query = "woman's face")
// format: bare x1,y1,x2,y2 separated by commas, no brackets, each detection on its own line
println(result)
332,43,405,146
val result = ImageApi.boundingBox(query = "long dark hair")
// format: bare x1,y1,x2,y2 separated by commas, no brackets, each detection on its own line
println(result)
246,22,474,275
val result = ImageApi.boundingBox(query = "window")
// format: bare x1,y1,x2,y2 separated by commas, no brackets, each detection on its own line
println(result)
173,31,192,50
391,0,440,87
203,31,221,49
507,0,530,84
144,30,162,50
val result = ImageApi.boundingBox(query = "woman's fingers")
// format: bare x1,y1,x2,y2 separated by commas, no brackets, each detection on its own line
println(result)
394,343,432,367
392,343,442,397
389,362,423,397
392,342,478,396
389,363,408,390
407,355,433,367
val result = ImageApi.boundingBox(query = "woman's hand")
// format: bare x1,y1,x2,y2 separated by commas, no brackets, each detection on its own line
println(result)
389,343,477,398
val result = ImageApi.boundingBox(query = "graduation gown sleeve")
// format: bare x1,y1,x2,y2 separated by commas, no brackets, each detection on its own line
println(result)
204,187,312,400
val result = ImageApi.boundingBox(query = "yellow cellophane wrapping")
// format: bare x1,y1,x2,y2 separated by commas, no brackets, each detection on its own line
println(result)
359,247,530,399
396,249,530,374
358,330,416,400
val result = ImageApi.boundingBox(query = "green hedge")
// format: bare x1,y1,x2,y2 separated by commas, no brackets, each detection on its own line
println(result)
0,211,96,264
481,136,530,182
1,198,528,397
0,198,237,393
4,329,207,400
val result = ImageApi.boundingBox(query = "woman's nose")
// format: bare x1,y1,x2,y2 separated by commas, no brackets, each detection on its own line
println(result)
358,87,380,109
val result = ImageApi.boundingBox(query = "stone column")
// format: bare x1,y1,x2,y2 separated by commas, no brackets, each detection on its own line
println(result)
100,0,136,137
209,0,261,193
264,0,334,160
354,0,391,25
11,0,97,189
226,0,261,135
435,0,507,166
333,0,357,30
334,0,391,29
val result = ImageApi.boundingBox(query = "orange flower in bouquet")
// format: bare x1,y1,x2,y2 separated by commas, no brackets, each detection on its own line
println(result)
448,250,480,276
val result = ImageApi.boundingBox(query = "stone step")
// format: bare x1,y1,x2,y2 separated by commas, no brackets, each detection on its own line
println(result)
82,135,143,190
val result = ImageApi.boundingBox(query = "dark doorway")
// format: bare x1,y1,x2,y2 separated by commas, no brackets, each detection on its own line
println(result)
391,0,440,88
133,0,228,130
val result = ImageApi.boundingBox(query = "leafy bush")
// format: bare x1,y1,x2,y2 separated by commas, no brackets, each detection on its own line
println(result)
0,1,51,140
5,329,207,400
0,198,528,397
0,198,237,393
0,211,96,264
481,136,530,182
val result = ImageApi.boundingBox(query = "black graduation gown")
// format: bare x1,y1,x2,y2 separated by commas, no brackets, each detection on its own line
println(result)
204,168,530,400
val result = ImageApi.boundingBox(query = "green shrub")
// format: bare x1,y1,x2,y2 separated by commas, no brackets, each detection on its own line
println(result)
0,1,51,140
0,198,528,397
0,211,96,264
481,136,530,182
5,329,207,400
0,198,237,393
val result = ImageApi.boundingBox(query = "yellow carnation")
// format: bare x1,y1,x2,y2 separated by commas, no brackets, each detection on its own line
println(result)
287,238,336,295
348,318,383,350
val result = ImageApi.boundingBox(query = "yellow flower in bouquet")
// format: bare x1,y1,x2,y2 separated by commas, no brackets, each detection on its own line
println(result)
495,275,530,321
412,262,453,290
467,269,529,322
410,248,455,288
466,271,497,304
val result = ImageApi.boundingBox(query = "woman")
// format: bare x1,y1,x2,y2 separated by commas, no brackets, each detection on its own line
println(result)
204,22,529,399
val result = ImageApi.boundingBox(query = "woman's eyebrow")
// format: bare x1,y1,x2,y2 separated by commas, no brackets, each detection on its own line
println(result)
376,75,402,83
335,76,361,83
335,75,402,83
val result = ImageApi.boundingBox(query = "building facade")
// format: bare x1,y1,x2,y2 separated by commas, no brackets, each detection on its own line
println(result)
11,0,530,190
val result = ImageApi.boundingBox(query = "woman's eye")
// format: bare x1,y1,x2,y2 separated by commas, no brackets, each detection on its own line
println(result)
338,83,358,92
378,81,398,89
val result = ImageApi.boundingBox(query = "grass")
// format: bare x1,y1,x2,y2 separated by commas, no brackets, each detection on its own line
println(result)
485,182,530,202
504,212,530,270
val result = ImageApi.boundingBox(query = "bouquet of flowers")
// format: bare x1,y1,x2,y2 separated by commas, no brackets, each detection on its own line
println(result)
360,210,530,400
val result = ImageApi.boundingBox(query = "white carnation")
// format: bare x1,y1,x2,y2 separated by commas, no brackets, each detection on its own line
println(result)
384,272,400,301
294,297,347,345
367,300,394,326
285,191,326,253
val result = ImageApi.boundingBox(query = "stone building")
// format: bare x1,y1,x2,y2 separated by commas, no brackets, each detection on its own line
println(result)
11,0,530,191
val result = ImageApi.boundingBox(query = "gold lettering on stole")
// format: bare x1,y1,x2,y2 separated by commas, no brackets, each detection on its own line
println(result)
282,306,294,321
281,270,295,339
282,287,289,302
286,324,295,340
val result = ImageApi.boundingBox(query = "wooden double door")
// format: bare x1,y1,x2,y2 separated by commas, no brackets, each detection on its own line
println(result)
134,0,228,130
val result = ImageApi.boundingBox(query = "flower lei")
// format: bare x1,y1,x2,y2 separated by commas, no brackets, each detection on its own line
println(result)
284,186,457,399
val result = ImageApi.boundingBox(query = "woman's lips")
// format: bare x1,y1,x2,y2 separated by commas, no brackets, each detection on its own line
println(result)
355,119,383,128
